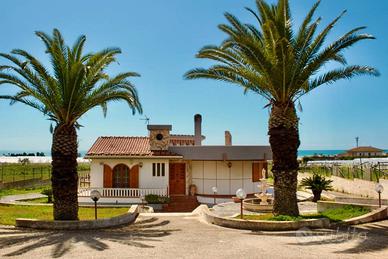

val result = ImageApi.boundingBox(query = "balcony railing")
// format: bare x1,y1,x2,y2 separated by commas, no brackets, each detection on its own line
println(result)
78,187,168,198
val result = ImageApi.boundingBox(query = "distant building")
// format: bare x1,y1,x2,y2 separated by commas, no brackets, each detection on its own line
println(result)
342,146,385,158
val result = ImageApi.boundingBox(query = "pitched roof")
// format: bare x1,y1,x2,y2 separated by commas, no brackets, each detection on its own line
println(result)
347,146,384,153
85,137,181,158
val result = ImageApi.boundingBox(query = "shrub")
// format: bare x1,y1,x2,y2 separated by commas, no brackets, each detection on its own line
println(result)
300,174,333,202
144,194,170,204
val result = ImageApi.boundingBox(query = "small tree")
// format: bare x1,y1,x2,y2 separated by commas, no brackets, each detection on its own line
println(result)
184,0,378,216
0,29,142,220
300,174,333,202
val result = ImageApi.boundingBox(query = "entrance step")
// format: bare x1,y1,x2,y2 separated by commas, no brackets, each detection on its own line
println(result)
163,195,200,212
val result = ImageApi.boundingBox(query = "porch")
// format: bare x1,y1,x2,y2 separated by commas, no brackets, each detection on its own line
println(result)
78,187,168,199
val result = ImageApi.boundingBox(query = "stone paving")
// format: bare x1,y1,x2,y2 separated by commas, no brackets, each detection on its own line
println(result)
0,215,387,258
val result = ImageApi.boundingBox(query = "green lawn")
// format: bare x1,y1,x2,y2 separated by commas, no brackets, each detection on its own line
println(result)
320,205,370,222
235,205,370,222
0,204,129,225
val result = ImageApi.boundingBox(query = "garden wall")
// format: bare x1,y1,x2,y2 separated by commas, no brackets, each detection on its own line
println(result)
298,172,388,199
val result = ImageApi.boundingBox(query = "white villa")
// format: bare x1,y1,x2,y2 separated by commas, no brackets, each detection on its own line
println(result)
79,114,272,206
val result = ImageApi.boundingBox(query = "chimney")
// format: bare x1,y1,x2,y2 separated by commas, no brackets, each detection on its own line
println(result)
194,114,202,146
225,131,232,146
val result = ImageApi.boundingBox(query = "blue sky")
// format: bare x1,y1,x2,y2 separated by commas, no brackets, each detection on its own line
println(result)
0,0,387,152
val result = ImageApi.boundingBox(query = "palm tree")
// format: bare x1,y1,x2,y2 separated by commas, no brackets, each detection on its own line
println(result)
185,0,378,216
0,29,142,220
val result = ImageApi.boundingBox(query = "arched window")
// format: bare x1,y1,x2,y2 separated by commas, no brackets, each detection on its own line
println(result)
113,164,129,188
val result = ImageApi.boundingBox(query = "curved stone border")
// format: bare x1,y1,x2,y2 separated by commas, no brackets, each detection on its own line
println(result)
15,205,139,230
342,206,387,225
317,201,387,225
195,205,330,231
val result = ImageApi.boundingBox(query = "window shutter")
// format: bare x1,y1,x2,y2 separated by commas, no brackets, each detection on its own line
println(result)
252,162,261,182
130,165,139,188
103,164,113,188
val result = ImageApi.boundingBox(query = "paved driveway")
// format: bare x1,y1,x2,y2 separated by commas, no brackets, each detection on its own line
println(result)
0,215,387,258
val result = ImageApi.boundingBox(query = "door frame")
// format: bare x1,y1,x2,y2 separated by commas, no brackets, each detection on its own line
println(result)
169,162,186,195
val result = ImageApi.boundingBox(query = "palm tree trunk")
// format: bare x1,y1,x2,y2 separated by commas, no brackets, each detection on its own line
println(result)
51,124,79,220
269,103,300,216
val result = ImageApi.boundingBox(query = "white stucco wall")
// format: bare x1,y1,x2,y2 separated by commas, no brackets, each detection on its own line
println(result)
89,158,169,189
191,161,260,195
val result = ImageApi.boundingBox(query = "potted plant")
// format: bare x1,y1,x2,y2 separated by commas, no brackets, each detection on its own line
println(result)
300,174,333,202
145,194,170,211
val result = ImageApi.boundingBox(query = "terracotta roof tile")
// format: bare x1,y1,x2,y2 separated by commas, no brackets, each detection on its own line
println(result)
86,137,151,157
86,137,181,157
347,146,384,152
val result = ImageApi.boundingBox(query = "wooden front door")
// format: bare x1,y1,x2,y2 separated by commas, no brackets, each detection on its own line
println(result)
113,164,130,188
169,163,186,195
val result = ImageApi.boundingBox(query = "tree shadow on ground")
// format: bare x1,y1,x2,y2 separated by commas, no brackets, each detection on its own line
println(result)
0,217,179,258
248,221,388,254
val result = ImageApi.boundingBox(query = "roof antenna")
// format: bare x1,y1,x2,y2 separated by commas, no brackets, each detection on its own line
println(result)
140,115,150,125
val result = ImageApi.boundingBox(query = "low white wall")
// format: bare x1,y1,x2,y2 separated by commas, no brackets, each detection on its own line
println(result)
298,172,388,199
78,197,141,204
90,158,169,189
197,196,232,205
192,161,260,195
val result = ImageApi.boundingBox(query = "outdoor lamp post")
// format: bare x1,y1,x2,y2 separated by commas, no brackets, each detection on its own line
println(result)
90,190,101,220
375,183,384,208
212,186,218,205
236,188,247,219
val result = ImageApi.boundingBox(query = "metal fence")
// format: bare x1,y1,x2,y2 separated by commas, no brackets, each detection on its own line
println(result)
0,163,90,188
300,162,388,182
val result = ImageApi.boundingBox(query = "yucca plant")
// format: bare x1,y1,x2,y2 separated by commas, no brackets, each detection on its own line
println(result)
0,29,142,220
300,174,333,202
185,0,378,215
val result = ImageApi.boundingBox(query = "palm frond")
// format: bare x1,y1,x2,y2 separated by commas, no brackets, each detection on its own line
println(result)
0,28,142,126
185,0,378,106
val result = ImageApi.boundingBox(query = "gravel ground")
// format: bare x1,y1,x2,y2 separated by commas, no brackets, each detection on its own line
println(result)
0,215,387,259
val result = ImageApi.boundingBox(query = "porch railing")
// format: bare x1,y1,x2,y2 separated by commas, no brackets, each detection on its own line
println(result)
78,187,168,197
